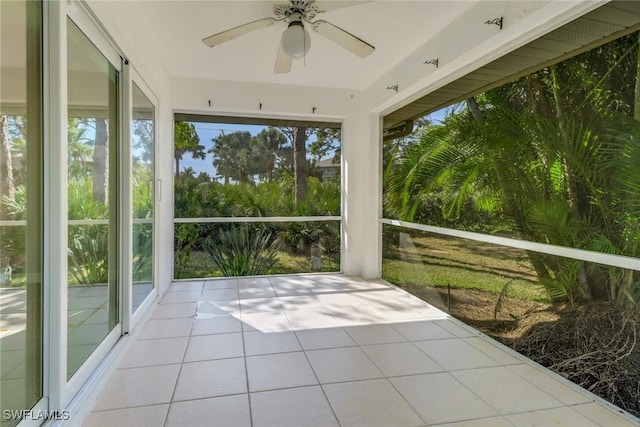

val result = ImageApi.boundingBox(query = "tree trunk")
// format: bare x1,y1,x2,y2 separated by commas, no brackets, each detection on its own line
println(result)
550,66,587,214
634,31,640,121
93,118,108,203
293,127,308,206
0,115,15,200
466,97,484,124
550,67,594,299
175,156,180,182
528,73,555,117
267,155,274,182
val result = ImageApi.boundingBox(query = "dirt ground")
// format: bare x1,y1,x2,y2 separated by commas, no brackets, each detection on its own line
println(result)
399,284,640,418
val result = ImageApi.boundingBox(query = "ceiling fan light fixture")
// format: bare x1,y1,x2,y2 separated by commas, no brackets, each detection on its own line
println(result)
281,21,311,59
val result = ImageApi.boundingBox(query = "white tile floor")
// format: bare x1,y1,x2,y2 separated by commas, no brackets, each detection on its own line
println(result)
82,274,638,427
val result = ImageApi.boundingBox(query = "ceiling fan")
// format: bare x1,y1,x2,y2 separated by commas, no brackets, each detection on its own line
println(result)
202,0,375,74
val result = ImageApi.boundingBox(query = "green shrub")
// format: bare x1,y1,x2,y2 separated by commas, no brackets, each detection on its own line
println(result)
203,225,277,277
174,223,199,277
132,223,153,282
68,226,109,285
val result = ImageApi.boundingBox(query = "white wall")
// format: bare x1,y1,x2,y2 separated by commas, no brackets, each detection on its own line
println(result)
171,77,355,120
88,1,174,295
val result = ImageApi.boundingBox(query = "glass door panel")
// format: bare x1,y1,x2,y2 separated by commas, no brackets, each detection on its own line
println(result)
131,83,154,312
66,18,119,379
0,0,43,425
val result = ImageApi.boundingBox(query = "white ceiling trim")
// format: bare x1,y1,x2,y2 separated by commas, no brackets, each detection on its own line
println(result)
369,0,607,116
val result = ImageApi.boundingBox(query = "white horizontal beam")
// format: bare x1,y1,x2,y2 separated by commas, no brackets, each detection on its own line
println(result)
1,219,152,226
0,220,27,226
381,218,640,272
174,216,341,224
68,220,109,226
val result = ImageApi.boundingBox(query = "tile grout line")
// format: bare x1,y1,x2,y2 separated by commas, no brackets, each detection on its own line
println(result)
385,376,432,427
290,316,343,427
240,283,255,427
445,365,519,420
241,331,255,427
406,334,529,420
272,273,346,426
476,336,621,415
86,402,171,415
162,287,199,427
352,335,428,427
448,361,570,413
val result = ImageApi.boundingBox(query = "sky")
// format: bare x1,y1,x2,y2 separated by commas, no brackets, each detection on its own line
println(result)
426,107,448,125
179,104,455,177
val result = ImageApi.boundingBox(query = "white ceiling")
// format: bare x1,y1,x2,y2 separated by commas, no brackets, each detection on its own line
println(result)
131,1,475,90
1,1,27,68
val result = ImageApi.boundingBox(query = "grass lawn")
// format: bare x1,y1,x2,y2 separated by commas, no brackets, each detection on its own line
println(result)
382,230,548,302
175,250,341,280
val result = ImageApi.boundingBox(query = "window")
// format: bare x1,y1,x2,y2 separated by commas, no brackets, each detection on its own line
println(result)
173,116,341,279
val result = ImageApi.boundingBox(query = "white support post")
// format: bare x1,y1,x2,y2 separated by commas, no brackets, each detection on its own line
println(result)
364,112,383,279
341,106,382,279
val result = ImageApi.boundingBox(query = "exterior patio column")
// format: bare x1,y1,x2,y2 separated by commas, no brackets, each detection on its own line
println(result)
341,106,382,279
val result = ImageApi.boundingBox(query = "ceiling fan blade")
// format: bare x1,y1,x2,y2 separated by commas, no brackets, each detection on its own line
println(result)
203,18,277,48
310,20,374,58
274,39,292,74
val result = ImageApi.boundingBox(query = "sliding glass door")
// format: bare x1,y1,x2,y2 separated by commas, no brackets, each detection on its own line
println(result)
1,0,157,418
66,18,120,379
0,0,43,425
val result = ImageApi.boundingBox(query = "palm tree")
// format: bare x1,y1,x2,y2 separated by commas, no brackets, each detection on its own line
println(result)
255,127,288,182
309,127,341,162
197,171,211,182
174,121,206,181
133,119,154,163
67,119,93,180
210,131,256,184
182,166,196,180
1,115,15,200
93,118,108,203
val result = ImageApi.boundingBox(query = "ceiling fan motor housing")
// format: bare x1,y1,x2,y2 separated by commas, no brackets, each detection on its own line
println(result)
274,0,320,22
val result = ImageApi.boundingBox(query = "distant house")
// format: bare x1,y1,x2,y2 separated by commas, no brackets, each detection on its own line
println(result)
316,158,340,182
